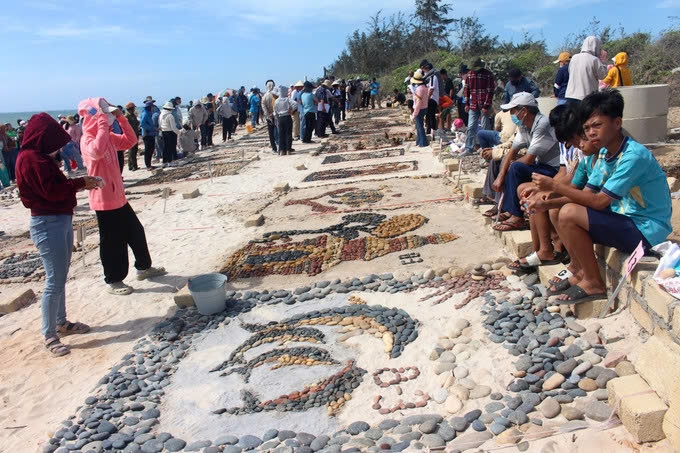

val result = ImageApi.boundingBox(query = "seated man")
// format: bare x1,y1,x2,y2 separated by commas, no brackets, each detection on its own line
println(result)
480,108,518,213
532,89,672,304
507,103,590,271
492,92,560,231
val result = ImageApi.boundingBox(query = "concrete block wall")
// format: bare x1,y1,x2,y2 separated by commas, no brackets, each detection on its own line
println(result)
536,84,669,144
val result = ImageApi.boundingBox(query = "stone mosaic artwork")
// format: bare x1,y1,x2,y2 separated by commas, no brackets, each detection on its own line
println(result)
303,161,418,182
209,304,419,417
0,251,44,283
131,160,249,187
284,187,386,213
220,213,458,279
321,149,405,165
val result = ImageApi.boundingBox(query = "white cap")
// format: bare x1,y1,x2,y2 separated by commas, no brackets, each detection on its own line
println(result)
500,92,538,111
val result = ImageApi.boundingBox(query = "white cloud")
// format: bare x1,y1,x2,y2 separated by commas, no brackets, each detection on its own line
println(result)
505,19,548,32
38,24,125,38
657,0,680,6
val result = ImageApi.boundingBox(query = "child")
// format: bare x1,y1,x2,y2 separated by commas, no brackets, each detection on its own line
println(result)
532,89,672,304
179,123,199,157
446,118,467,154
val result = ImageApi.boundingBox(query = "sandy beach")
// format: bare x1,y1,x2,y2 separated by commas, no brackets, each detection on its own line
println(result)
0,108,674,453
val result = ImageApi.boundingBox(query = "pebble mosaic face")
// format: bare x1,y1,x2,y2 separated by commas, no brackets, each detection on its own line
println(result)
303,161,418,182
221,213,457,279
210,304,419,416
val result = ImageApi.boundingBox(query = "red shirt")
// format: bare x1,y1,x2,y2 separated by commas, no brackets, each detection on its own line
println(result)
16,113,86,217
464,69,495,111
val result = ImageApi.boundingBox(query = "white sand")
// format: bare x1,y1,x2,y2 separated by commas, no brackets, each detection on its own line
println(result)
0,112,671,453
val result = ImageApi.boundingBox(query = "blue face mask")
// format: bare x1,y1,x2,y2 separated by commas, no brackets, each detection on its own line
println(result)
511,114,523,126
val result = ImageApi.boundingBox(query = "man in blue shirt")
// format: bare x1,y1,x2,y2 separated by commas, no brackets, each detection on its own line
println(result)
531,89,671,304
502,68,540,105
300,81,317,143
370,77,380,109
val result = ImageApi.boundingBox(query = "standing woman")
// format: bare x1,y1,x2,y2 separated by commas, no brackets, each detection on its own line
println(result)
15,113,102,356
159,101,180,165
411,70,429,147
78,98,166,295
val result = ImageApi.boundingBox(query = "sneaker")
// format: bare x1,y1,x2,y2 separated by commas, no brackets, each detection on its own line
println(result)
136,266,167,280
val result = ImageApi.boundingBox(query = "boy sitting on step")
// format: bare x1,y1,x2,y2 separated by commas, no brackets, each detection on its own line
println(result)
531,89,671,305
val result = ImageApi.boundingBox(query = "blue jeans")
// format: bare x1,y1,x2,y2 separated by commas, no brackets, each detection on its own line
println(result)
415,109,428,147
501,162,558,217
30,215,73,338
465,109,492,152
251,111,259,127
556,99,568,106
477,130,501,149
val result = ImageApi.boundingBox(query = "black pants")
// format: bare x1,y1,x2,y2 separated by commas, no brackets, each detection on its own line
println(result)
326,111,336,133
277,115,293,153
316,111,329,137
362,92,370,107
162,131,177,163
238,111,247,125
117,151,124,174
303,112,315,142
142,136,155,168
222,117,234,140
426,99,438,133
340,104,346,121
266,118,278,151
127,144,138,171
96,203,152,284
205,124,214,145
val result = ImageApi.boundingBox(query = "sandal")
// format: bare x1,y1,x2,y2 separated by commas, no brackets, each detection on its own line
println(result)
474,197,496,206
492,219,528,232
547,278,572,296
45,336,71,357
549,269,573,286
482,207,498,218
553,285,607,305
136,266,167,281
107,282,134,295
57,321,90,336
518,251,564,269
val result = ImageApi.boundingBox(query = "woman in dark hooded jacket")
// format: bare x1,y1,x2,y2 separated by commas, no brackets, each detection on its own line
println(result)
15,113,101,357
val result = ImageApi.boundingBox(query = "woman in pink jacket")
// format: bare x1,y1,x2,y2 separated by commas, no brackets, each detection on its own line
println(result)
78,98,166,295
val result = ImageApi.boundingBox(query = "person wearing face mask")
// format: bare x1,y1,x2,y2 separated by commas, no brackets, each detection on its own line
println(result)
78,98,166,296
502,68,540,105
491,92,560,232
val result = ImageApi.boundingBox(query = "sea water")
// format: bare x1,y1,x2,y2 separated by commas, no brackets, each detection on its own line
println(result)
0,110,77,126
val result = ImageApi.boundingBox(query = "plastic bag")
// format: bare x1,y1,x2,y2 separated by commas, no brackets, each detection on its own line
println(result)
652,241,680,279
652,241,680,300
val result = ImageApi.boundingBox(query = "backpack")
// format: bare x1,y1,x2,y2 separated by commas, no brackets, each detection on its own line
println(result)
424,69,444,95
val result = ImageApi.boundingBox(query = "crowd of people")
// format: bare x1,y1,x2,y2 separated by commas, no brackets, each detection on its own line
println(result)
7,72,391,356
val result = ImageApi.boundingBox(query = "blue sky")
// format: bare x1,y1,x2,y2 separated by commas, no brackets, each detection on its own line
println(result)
0,0,677,112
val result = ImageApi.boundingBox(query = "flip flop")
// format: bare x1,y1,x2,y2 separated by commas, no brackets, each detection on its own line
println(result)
518,251,564,269
546,278,572,296
493,219,528,232
57,321,91,336
549,269,573,285
482,207,498,218
553,285,607,305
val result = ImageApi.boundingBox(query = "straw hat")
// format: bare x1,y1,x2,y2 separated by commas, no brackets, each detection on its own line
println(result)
332,80,340,86
162,101,174,110
410,69,425,84
294,80,304,87
322,79,332,88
